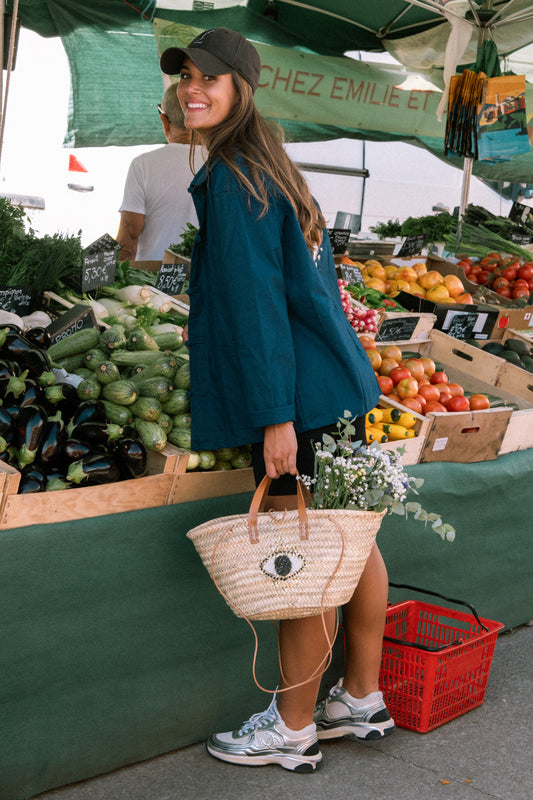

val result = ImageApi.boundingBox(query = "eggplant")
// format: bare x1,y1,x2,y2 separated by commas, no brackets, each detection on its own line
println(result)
45,476,71,491
0,359,18,379
3,403,20,420
62,438,95,463
71,421,123,446
0,406,14,437
0,332,52,377
66,453,122,486
114,437,148,479
0,370,31,402
18,464,48,493
24,327,52,349
44,382,79,419
36,411,66,467
15,403,48,469
19,379,45,409
69,400,107,430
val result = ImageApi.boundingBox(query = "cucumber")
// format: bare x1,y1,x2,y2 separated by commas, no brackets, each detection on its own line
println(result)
102,379,138,405
137,376,174,403
95,360,122,385
167,426,191,449
162,389,189,415
133,419,167,451
84,348,109,370
101,400,134,426
76,376,102,401
130,396,162,422
72,367,93,381
129,356,179,384
47,328,101,362
110,350,167,368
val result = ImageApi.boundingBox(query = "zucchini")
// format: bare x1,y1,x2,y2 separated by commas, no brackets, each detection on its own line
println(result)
162,388,189,415
76,376,102,401
102,379,138,406
158,412,173,433
129,356,178,384
110,350,167,367
126,327,159,352
84,348,108,370
99,325,127,353
173,363,190,391
133,419,167,451
54,353,86,372
95,360,122,385
137,376,174,403
130,396,162,421
152,330,183,350
47,328,102,362
101,400,134,426
168,426,191,449
73,367,93,381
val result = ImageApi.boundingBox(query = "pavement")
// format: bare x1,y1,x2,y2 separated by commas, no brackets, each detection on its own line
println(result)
34,624,532,800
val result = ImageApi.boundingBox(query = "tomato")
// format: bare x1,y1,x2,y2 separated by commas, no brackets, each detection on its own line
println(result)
379,358,400,377
513,278,529,290
358,334,376,350
430,371,449,385
446,395,471,412
417,383,440,402
518,263,533,281
476,270,491,285
389,366,412,385
376,375,394,395
512,287,530,300
403,358,425,381
420,357,436,378
469,393,490,410
501,266,518,282
438,388,453,405
446,382,464,397
397,378,419,399
424,400,448,414
528,279,533,292
495,286,511,297
400,396,423,414
492,276,510,290
414,393,427,410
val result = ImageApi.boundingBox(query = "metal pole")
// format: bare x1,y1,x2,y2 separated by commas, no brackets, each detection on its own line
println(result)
0,0,19,170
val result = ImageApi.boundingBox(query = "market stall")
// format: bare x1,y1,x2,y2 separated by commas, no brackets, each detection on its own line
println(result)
1,447,531,800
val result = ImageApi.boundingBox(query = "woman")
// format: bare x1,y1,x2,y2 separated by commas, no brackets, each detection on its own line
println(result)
161,28,394,773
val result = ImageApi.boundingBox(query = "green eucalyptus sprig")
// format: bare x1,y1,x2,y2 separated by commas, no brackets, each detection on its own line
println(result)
300,413,456,543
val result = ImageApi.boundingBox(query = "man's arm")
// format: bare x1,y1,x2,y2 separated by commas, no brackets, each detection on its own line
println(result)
116,211,145,262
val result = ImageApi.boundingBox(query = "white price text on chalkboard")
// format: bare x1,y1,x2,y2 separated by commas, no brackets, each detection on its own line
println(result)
339,264,364,284
82,251,116,292
397,234,425,257
0,285,32,315
327,228,351,255
376,316,418,343
156,262,188,295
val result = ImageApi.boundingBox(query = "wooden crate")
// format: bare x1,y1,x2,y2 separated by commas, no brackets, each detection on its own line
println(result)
376,395,432,466
0,445,189,530
167,465,256,504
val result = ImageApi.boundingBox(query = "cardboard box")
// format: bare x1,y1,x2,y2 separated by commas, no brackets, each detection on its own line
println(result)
491,307,533,339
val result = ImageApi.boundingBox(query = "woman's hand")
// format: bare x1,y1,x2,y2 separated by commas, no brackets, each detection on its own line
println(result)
182,324,188,344
263,422,297,479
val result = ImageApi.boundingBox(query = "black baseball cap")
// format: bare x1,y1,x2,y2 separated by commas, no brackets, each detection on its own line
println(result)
160,28,261,93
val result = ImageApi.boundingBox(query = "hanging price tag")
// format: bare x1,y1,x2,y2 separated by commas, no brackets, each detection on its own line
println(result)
338,263,363,284
0,285,32,315
81,250,116,292
156,262,188,295
327,228,351,255
397,234,425,257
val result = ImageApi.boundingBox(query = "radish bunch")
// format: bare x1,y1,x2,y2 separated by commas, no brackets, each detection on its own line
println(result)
338,280,379,334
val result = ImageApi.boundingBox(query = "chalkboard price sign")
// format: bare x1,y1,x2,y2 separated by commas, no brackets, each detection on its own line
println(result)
48,304,99,345
443,311,475,340
397,234,425,257
156,262,188,295
327,228,351,255
0,285,32,315
509,201,533,227
339,263,364,285
376,315,418,343
81,251,116,292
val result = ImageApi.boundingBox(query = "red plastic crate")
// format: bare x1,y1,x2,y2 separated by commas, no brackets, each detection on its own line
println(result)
379,600,504,732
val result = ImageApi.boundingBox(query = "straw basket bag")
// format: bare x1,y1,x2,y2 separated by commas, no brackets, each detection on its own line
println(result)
187,475,385,621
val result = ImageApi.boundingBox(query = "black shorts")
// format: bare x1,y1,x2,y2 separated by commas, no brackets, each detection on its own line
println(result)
251,417,366,496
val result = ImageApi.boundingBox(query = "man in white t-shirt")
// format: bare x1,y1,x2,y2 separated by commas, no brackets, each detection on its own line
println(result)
117,84,198,262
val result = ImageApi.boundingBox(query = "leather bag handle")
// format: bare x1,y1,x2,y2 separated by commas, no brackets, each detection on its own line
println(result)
248,474,312,544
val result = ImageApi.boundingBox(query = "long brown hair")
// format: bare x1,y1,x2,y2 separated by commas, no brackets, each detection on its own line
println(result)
191,74,324,251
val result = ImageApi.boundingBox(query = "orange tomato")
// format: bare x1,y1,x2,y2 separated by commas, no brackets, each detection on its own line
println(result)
443,274,465,298
447,382,464,397
469,393,490,410
396,378,419,399
401,396,423,414
403,358,425,382
455,292,474,305
358,334,376,350
425,285,450,303
379,345,403,362
417,383,440,403
424,400,448,414
420,357,436,378
376,374,394,395
379,357,400,377
419,270,445,289
446,395,471,412
366,348,382,371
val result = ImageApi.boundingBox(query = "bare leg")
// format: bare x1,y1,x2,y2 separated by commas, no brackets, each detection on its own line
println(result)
342,543,389,698
276,610,337,730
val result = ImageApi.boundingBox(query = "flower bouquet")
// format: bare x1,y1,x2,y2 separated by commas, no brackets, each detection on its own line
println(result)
299,413,456,543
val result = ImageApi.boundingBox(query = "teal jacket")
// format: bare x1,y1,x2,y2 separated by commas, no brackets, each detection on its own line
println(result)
187,159,380,451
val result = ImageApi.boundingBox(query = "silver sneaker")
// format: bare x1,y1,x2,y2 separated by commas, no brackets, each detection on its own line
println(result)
207,696,322,772
314,679,395,741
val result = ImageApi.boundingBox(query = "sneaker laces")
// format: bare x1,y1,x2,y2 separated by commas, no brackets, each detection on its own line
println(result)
237,694,280,736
